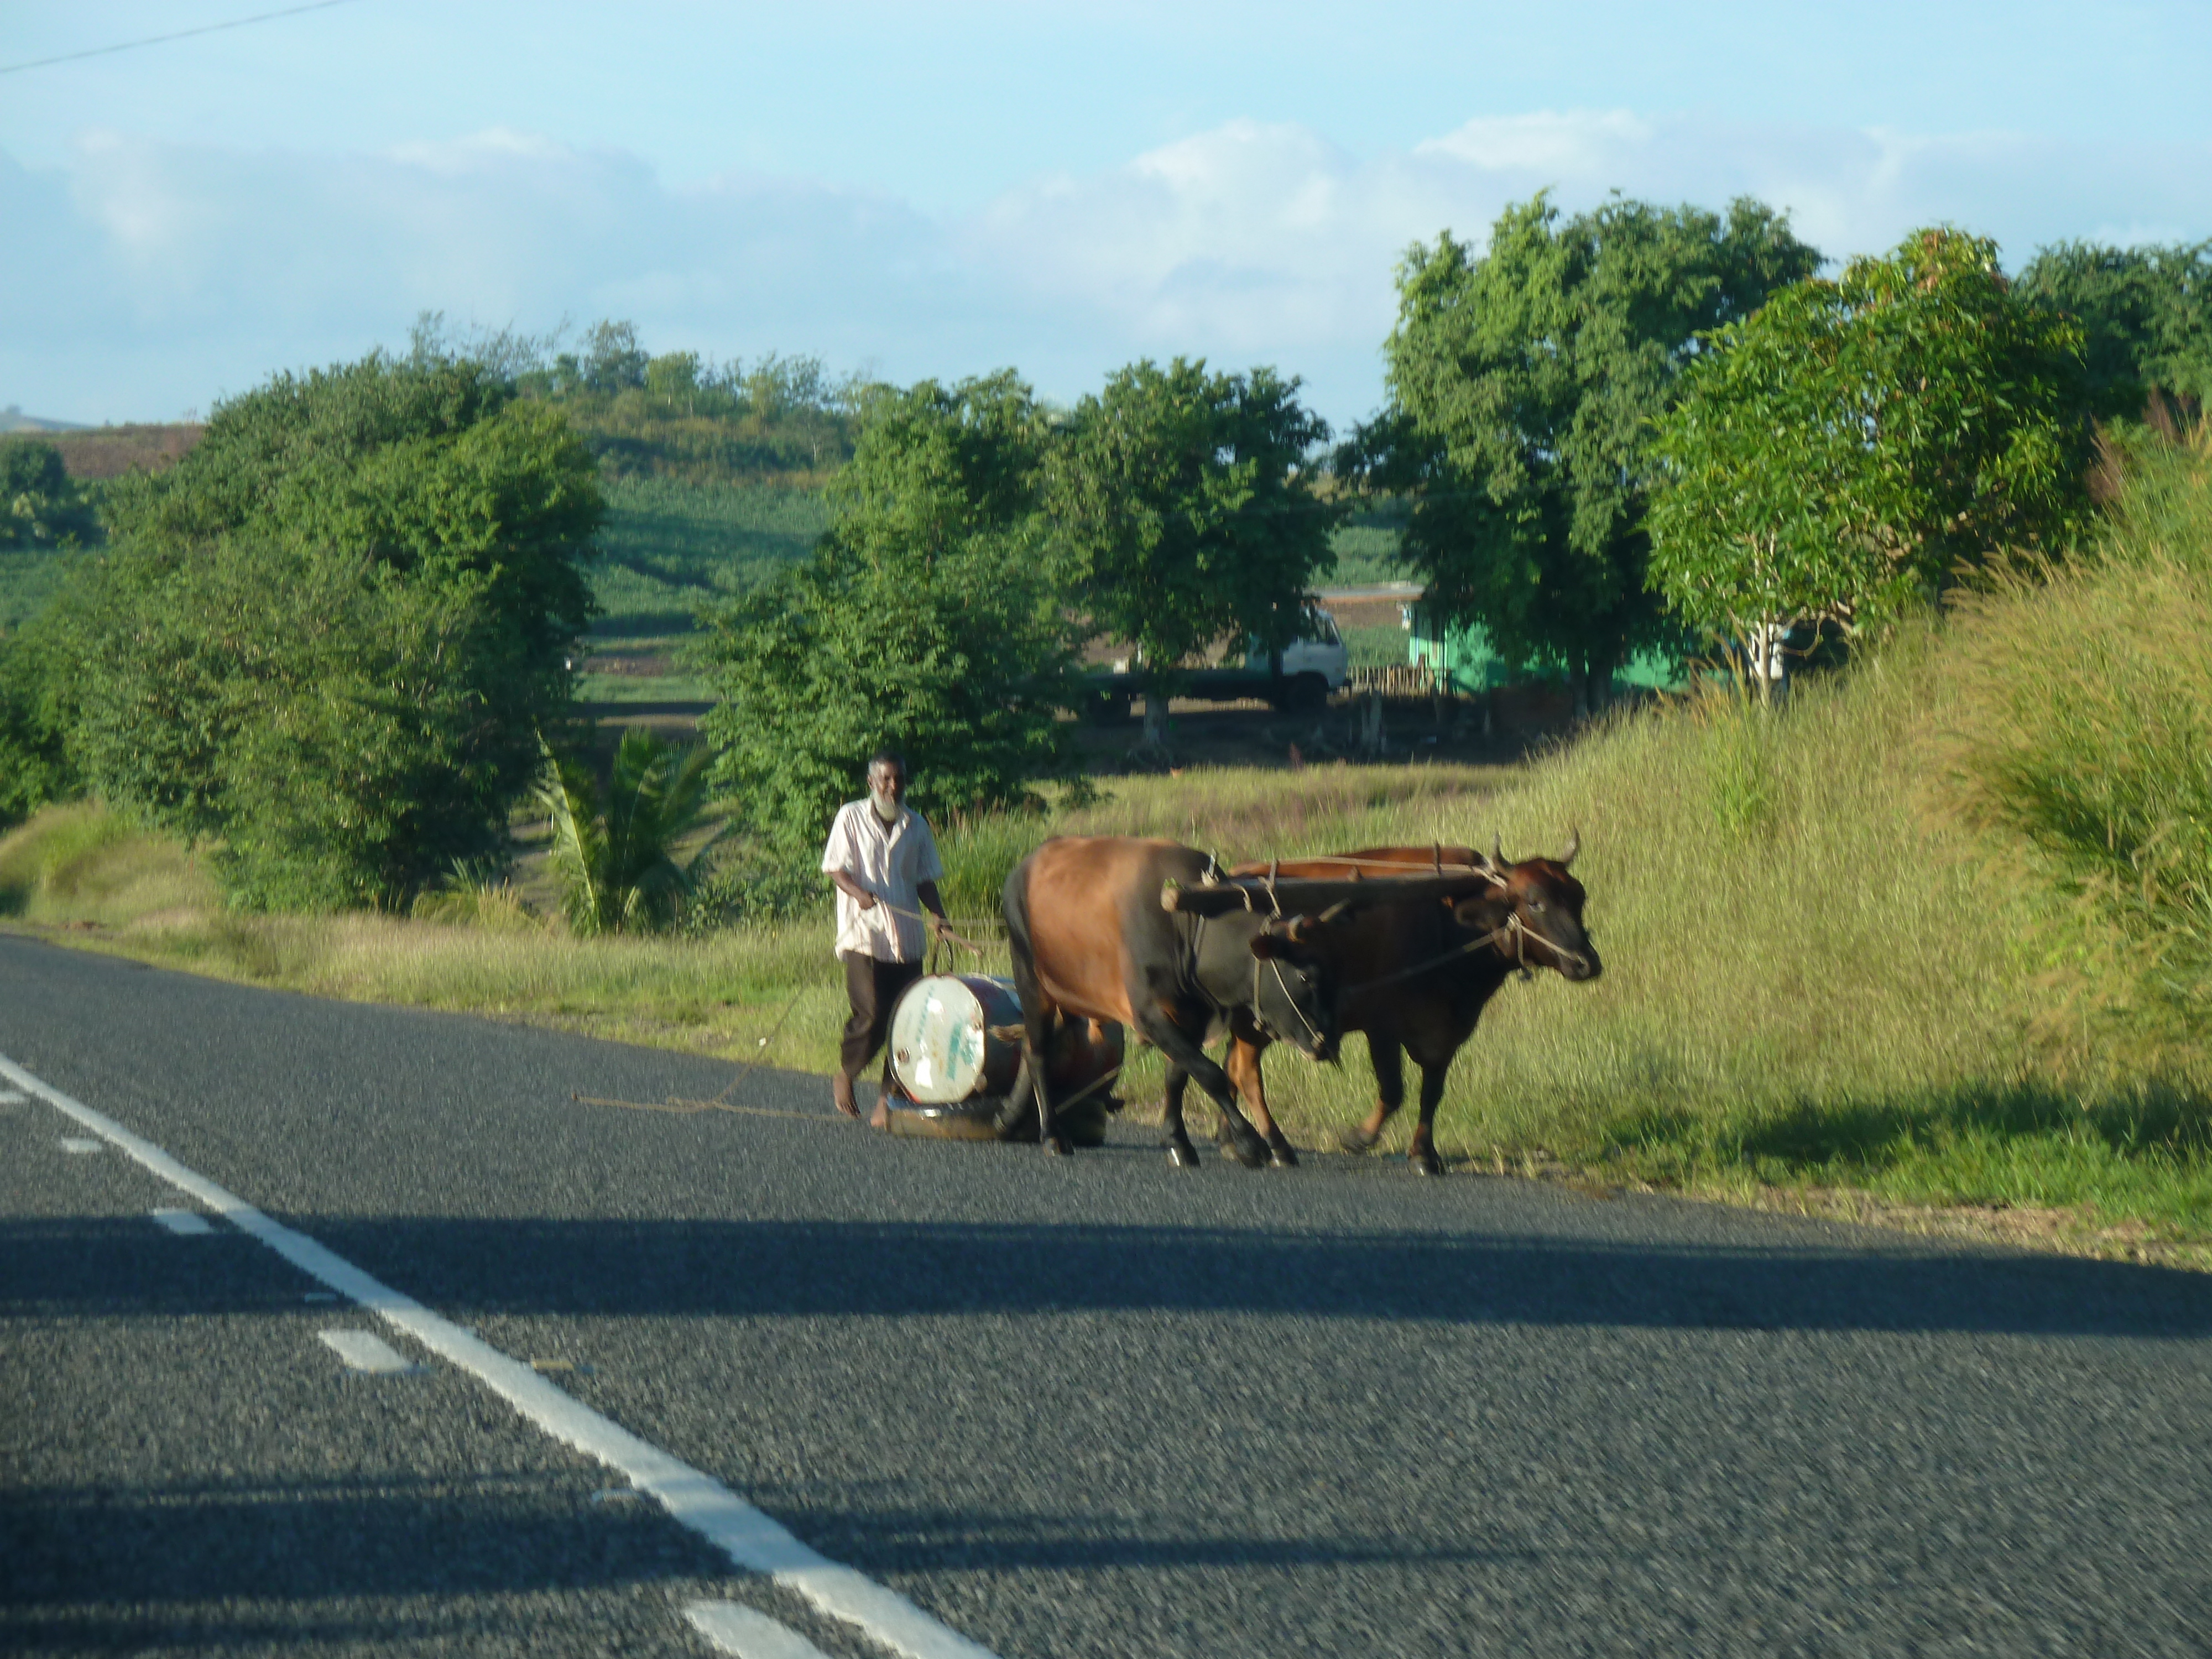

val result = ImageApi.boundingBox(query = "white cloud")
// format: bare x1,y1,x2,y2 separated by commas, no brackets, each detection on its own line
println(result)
3,111,2209,430
1415,110,1657,174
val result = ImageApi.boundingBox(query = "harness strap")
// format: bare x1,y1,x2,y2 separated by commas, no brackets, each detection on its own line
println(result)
1258,951,1328,1052
1334,910,1589,997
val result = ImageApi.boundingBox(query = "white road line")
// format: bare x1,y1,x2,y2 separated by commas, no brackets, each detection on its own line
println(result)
150,1207,215,1236
0,1088,28,1104
59,1136,103,1153
321,1329,429,1375
684,1600,835,1658
0,1051,1001,1659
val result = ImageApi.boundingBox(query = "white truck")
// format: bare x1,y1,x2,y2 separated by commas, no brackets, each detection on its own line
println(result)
1087,608,1349,722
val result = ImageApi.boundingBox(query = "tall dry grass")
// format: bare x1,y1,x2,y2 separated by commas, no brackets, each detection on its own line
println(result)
0,802,212,926
8,536,2210,1245
1933,425,2212,1072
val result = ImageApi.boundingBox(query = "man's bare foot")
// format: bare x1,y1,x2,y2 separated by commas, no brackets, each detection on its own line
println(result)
867,1099,891,1132
832,1072,859,1118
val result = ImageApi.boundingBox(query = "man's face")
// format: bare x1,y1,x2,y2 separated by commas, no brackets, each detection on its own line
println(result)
869,762,905,807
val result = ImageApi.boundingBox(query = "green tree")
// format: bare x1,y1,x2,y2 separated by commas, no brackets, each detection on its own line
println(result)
697,373,1082,853
535,729,727,933
2016,240,2212,419
1,438,97,549
580,320,649,393
1351,194,1820,711
1648,228,2092,699
67,352,603,906
1049,358,1338,739
0,621,77,828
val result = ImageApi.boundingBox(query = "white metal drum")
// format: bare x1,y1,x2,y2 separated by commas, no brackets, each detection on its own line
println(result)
887,974,1024,1105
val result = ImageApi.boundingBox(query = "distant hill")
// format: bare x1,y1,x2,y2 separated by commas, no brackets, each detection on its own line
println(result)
0,408,88,434
47,424,204,481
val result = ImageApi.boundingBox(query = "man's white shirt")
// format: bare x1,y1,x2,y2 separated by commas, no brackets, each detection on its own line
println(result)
820,799,946,962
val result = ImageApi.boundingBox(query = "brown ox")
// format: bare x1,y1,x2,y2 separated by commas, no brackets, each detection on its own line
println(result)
1225,833,1601,1175
1003,836,1350,1165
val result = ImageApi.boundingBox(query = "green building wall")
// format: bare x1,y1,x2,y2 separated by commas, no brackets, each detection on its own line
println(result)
1404,613,1686,695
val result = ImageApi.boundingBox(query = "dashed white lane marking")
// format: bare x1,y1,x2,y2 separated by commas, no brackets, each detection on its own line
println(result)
684,1600,834,1658
150,1207,215,1235
0,1088,28,1105
0,1051,1001,1659
321,1329,429,1375
59,1136,103,1153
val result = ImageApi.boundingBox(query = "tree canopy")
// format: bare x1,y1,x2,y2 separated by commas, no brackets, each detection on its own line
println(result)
697,373,1082,854
1,438,98,550
56,352,603,907
1047,358,1339,701
408,312,865,484
2016,239,2212,419
1647,228,2092,695
1349,192,1820,708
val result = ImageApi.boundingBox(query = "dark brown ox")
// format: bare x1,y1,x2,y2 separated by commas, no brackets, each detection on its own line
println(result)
1003,836,1350,1166
1225,833,1601,1175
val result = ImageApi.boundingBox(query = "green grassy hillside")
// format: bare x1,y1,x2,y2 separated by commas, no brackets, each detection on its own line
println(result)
1325,500,1409,587
589,477,830,631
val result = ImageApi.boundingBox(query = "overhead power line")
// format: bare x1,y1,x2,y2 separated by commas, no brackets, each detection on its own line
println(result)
0,0,365,77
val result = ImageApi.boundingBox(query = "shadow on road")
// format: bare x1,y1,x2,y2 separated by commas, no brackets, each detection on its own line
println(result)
7,1215,2209,1337
0,1471,733,1645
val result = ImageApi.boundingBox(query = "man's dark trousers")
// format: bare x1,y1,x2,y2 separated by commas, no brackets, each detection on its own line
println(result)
840,951,924,1082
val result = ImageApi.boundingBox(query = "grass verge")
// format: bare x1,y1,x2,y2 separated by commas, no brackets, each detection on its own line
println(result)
11,429,2211,1266
8,680,2209,1270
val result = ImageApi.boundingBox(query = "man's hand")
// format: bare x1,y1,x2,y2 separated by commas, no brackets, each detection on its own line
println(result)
927,911,949,937
828,870,878,911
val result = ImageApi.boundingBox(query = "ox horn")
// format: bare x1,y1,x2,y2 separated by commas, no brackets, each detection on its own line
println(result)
1317,900,1355,926
1559,826,1579,867
1491,831,1507,872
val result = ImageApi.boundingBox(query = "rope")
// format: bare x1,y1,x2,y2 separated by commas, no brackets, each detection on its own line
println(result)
1262,952,1329,1051
568,961,827,1120
571,1092,838,1125
1332,910,1591,998
869,896,993,956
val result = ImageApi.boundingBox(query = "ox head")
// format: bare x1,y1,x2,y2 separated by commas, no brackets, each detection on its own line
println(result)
1457,829,1602,982
1244,902,1354,1061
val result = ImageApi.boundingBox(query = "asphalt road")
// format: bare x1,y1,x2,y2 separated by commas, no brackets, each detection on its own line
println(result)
6,931,2211,1657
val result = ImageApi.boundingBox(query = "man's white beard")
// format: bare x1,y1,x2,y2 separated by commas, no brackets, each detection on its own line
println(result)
870,791,900,823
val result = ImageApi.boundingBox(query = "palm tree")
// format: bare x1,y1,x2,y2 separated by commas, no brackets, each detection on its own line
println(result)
535,729,728,934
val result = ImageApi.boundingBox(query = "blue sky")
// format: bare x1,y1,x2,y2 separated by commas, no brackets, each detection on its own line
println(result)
5,1,2209,430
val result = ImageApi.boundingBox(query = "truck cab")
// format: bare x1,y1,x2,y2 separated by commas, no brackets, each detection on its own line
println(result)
1092,605,1348,722
1259,607,1348,693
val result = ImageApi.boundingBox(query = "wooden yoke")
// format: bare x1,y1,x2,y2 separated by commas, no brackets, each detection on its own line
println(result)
1160,867,1502,918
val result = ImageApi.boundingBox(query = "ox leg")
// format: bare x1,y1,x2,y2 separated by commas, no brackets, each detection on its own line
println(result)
1161,1061,1201,1168
1407,1056,1450,1176
1011,996,1070,1159
1138,1004,1268,1169
1340,1033,1405,1154
1225,1025,1297,1168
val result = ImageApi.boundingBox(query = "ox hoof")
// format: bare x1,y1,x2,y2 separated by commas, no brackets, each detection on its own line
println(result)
1166,1139,1201,1169
1220,1130,1269,1170
1041,1135,1072,1158
1338,1126,1381,1155
1409,1146,1444,1177
1266,1137,1300,1170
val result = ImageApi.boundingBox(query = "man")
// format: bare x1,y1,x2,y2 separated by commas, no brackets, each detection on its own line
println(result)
821,749,950,1126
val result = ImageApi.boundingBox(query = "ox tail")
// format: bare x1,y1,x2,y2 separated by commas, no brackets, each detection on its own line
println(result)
997,853,1051,1141
1000,851,1038,984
